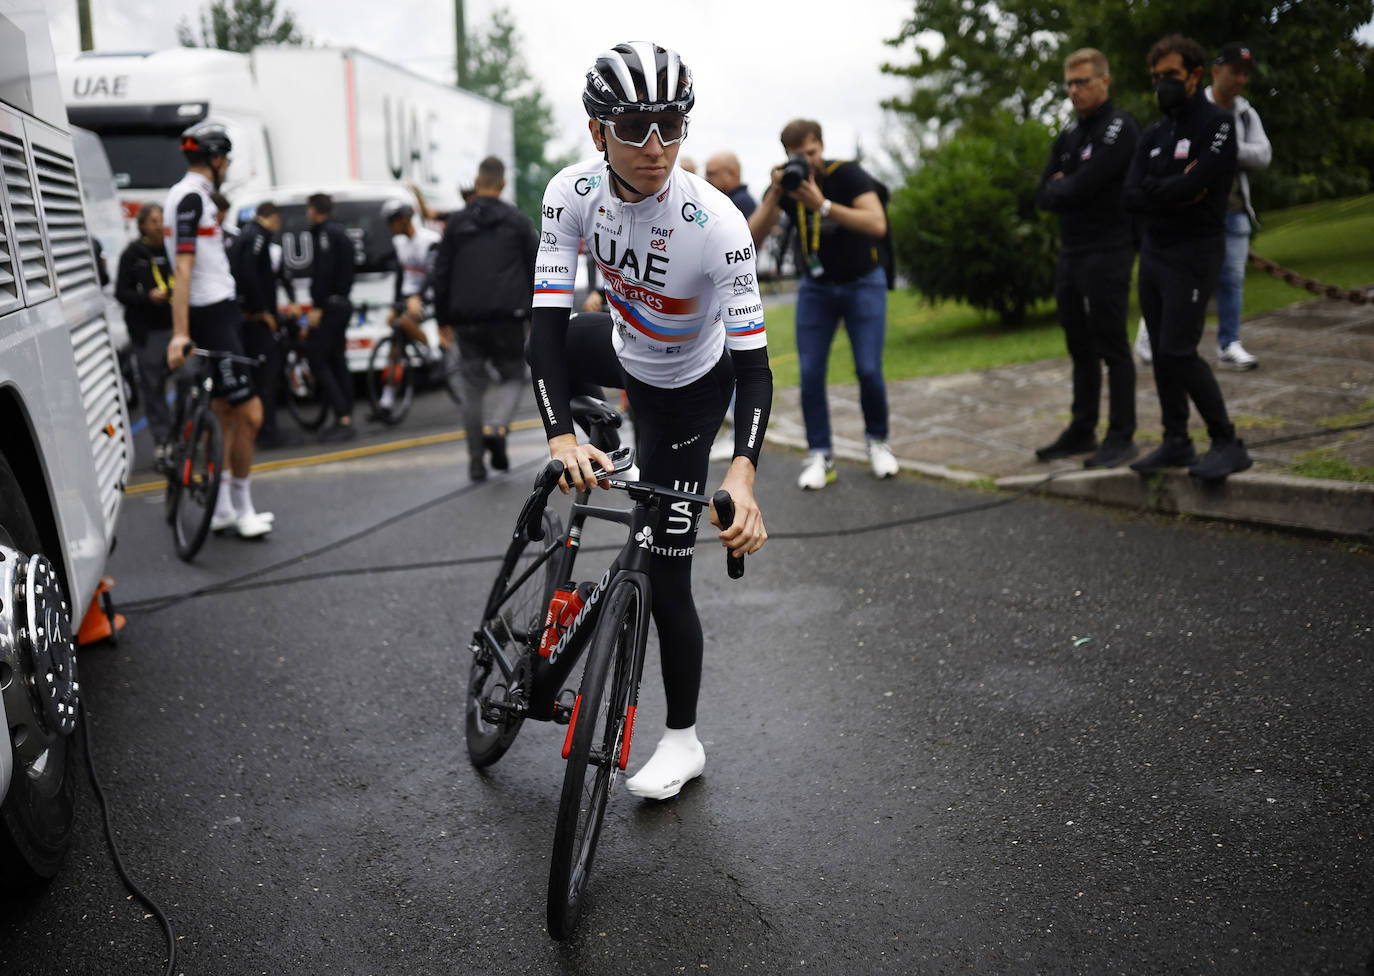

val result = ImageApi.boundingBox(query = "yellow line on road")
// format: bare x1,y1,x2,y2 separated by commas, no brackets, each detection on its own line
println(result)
124,418,545,496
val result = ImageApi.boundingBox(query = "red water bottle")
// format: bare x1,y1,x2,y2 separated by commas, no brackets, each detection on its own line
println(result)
538,584,575,658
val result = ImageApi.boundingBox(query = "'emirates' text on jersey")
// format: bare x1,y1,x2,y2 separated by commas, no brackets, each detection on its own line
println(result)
535,160,767,388
163,171,236,308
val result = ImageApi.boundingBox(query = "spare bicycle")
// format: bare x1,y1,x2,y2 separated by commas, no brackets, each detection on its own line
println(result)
465,397,743,939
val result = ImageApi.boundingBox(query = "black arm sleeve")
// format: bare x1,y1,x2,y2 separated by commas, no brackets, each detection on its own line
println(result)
729,346,773,468
528,304,575,439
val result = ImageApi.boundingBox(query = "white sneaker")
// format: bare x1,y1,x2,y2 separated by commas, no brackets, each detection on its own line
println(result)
797,451,836,491
210,510,238,533
1218,340,1258,371
625,727,705,801
1134,318,1153,364
868,439,899,479
379,385,396,410
233,511,274,539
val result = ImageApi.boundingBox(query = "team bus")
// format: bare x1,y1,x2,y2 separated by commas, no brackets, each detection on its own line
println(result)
0,0,133,884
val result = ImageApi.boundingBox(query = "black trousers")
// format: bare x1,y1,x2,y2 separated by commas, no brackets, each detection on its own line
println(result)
532,313,733,729
241,318,282,435
1138,239,1234,444
1056,246,1136,438
305,301,354,420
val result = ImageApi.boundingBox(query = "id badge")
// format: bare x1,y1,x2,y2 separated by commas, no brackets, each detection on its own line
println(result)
806,252,824,279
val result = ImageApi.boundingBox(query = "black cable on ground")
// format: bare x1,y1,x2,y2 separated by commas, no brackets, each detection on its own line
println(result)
80,705,177,976
118,417,1374,613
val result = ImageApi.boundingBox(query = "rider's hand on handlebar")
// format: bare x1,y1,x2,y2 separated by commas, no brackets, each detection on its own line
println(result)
712,456,767,557
166,335,191,371
548,434,613,494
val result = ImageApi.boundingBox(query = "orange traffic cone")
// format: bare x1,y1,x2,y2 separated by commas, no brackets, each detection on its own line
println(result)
77,576,126,646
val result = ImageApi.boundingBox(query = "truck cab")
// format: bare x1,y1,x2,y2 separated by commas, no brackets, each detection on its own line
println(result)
57,49,274,239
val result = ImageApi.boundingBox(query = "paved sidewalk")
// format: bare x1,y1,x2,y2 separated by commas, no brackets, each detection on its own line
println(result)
767,298,1374,538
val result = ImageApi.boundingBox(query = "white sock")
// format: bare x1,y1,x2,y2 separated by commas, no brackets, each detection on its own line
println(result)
379,385,395,409
214,479,235,520
230,476,256,518
659,725,699,748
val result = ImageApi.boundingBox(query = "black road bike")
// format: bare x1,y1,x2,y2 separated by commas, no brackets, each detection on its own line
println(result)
157,347,256,562
465,397,744,940
365,307,462,425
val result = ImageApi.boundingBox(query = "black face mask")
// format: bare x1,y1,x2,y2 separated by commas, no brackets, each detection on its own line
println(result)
1155,76,1188,114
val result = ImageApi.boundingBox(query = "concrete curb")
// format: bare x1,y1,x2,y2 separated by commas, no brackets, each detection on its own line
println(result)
766,429,1374,540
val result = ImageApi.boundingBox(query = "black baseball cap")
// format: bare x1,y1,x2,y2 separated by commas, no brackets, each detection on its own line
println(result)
1215,42,1255,66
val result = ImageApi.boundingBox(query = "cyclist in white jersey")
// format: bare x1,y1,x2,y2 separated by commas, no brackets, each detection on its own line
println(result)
164,122,272,539
377,200,442,415
528,42,771,800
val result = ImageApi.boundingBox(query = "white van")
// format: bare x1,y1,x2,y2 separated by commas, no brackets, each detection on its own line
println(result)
1,0,133,884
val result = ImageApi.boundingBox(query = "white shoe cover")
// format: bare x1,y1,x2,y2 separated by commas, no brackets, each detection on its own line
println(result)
625,727,705,801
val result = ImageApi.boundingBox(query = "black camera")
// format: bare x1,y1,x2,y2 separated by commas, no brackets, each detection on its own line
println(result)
779,153,810,192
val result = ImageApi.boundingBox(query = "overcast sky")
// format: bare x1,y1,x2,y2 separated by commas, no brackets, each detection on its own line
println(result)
43,0,916,197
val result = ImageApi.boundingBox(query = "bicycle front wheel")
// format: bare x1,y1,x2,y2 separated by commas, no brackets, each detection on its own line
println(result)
366,335,421,425
465,507,563,767
547,580,642,940
171,411,224,562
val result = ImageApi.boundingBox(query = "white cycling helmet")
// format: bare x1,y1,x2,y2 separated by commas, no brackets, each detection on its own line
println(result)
583,42,694,119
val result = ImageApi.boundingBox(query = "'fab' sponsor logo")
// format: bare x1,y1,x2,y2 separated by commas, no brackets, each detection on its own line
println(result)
651,226,674,238
542,205,564,221
725,246,753,265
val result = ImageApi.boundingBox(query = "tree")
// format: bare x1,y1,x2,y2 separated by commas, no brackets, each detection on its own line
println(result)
888,115,1057,325
881,0,1070,133
177,0,306,53
462,7,575,223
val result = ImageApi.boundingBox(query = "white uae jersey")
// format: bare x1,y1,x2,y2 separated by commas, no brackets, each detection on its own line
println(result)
534,159,766,388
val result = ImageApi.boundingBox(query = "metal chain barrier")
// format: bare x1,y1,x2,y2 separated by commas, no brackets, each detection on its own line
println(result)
1249,250,1372,304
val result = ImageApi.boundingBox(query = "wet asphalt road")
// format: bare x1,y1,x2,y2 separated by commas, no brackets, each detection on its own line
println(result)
1,393,1372,976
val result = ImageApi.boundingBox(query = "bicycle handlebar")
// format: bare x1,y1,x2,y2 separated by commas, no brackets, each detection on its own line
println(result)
180,340,262,367
517,459,745,577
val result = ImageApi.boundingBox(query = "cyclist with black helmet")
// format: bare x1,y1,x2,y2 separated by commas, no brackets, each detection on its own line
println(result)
376,199,442,417
165,122,273,539
529,42,772,800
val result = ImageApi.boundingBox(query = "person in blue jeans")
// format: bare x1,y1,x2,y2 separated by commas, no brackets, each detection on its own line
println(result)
1206,41,1270,371
749,118,898,489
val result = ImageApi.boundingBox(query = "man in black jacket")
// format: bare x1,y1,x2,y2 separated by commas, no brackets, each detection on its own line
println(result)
231,201,299,447
304,193,357,442
1123,34,1251,481
115,203,175,454
1035,48,1140,468
432,157,537,481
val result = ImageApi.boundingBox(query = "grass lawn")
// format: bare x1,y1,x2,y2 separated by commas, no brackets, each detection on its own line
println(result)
765,193,1374,389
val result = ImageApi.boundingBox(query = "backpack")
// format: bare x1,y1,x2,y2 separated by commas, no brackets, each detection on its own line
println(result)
440,199,535,323
824,160,896,291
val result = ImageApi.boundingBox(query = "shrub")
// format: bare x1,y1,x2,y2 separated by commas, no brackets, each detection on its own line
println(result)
889,116,1058,326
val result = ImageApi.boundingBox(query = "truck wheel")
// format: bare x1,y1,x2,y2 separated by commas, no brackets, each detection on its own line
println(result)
0,453,78,886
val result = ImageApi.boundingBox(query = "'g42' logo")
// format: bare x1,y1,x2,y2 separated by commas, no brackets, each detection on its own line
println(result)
680,202,708,227
575,175,602,196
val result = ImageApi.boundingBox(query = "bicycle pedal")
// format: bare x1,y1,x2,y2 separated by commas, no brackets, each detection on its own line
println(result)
552,689,577,725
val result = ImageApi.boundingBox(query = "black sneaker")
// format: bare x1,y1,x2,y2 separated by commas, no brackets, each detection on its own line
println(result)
485,432,509,471
1129,438,1197,474
469,457,488,482
319,422,358,443
1188,438,1253,481
1035,426,1098,461
1083,436,1139,469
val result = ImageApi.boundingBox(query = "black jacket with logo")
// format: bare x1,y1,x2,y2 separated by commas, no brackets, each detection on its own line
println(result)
1123,87,1238,248
1036,99,1140,254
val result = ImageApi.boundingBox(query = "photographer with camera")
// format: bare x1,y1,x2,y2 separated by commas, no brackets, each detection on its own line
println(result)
749,119,896,490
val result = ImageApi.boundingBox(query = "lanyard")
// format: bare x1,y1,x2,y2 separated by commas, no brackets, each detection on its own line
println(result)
795,201,821,257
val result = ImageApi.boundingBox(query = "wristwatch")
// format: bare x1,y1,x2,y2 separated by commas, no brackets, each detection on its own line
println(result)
819,199,832,219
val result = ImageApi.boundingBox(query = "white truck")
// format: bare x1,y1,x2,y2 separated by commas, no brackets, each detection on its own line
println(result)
2,0,133,885
57,46,514,235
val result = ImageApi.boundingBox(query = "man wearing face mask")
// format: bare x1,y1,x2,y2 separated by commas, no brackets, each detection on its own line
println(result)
1123,34,1251,481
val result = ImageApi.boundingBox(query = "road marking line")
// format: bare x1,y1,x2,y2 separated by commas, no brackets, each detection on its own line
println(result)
125,419,545,496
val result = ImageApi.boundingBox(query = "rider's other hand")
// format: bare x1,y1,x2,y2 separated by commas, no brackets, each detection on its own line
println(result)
166,337,190,371
712,457,766,557
548,434,612,494
406,294,424,319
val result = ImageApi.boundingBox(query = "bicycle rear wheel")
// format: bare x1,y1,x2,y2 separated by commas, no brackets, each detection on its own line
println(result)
547,580,642,940
171,411,223,562
366,335,421,425
465,507,563,767
282,345,329,431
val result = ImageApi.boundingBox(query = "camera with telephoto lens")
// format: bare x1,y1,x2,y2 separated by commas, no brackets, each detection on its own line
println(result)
779,153,811,192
